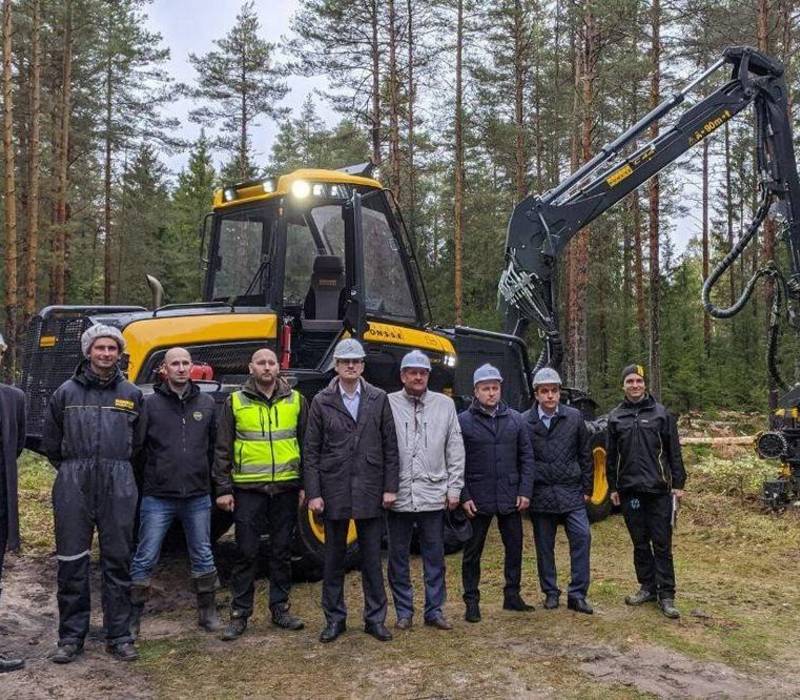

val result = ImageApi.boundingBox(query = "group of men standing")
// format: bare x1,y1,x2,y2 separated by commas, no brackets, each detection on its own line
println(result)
0,325,686,670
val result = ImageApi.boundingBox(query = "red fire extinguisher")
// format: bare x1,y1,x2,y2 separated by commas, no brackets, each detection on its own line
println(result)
280,321,292,370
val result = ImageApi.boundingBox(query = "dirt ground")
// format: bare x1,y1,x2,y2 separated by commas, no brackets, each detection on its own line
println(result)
3,443,800,699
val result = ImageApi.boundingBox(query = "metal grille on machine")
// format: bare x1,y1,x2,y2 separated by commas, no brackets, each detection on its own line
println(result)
139,342,267,384
21,313,93,443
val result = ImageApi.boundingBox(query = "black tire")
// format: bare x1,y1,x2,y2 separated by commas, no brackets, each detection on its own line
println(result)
586,431,612,523
292,504,360,582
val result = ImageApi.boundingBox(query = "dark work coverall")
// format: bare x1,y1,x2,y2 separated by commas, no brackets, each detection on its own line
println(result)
42,361,144,647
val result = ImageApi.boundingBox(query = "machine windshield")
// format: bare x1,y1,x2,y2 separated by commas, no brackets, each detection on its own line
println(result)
283,198,417,323
212,207,274,301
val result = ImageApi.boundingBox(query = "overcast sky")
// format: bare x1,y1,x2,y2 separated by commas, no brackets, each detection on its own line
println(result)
146,0,333,176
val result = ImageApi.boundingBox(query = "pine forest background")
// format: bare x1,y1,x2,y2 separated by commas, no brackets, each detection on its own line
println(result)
0,0,798,415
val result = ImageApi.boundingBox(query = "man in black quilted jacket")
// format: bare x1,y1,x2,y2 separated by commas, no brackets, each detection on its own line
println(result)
522,367,593,614
606,363,686,619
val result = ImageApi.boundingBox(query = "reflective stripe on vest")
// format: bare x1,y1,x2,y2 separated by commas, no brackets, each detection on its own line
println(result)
231,389,301,484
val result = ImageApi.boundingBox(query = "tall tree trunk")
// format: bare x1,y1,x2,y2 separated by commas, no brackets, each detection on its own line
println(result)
387,0,401,199
702,136,710,357
53,0,72,305
513,0,527,201
647,0,662,398
25,0,42,322
453,0,464,325
757,0,777,397
370,0,381,165
104,31,114,304
406,0,416,235
2,0,17,376
240,56,248,179
632,192,646,354
566,2,594,391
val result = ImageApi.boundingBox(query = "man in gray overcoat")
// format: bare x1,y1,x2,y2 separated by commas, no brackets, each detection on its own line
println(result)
0,333,25,673
304,338,399,644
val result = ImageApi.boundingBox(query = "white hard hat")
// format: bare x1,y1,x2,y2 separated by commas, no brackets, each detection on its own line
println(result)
333,338,366,360
532,367,562,388
473,363,503,386
400,349,431,371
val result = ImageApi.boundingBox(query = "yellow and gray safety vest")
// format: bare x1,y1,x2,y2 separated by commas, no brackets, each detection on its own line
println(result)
231,389,301,484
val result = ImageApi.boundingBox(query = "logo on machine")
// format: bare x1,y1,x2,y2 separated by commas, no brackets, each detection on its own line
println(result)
688,109,732,145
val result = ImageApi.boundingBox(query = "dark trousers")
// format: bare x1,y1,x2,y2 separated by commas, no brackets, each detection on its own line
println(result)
0,459,7,587
461,510,522,604
531,508,591,600
387,509,446,621
322,517,386,626
53,461,138,647
621,491,676,598
230,488,296,617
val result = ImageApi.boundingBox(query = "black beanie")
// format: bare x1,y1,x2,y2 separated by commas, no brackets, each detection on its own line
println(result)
621,364,645,382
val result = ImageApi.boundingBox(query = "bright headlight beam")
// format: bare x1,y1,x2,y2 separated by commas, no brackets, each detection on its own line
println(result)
291,180,311,198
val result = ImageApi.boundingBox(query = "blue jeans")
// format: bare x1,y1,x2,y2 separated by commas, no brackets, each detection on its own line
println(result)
130,495,216,583
387,510,446,621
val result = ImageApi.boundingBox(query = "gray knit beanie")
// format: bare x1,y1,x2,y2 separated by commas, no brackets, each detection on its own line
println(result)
81,324,126,357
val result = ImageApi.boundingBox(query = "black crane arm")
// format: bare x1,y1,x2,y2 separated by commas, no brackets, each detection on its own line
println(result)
499,46,800,375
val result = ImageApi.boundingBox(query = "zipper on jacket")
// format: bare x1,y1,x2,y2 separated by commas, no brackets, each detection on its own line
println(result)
181,396,188,497
267,402,277,480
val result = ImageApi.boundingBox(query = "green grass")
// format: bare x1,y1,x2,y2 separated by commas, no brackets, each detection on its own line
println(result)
15,438,800,698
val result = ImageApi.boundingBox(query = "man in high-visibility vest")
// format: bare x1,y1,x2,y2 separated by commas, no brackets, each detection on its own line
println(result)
214,348,308,640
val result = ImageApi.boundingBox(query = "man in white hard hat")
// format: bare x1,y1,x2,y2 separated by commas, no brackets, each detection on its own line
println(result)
458,363,535,623
387,350,464,631
42,324,144,663
0,333,26,672
304,338,399,643
522,367,593,614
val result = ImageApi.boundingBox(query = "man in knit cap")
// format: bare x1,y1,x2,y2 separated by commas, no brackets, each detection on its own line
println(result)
606,363,686,619
42,324,145,663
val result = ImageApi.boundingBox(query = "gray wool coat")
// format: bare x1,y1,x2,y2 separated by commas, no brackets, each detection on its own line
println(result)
304,378,400,520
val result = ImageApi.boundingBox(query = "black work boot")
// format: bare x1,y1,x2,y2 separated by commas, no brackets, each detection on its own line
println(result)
464,600,481,623
129,581,150,641
625,588,657,606
503,594,535,612
0,654,25,673
271,603,304,631
220,613,248,641
659,598,680,619
106,641,139,662
50,643,83,665
192,572,222,632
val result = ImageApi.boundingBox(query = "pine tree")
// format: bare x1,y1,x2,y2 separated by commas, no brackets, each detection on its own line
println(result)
187,0,288,180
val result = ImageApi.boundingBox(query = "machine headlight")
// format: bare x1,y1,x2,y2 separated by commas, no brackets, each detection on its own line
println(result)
262,179,275,193
291,180,311,198
223,188,236,202
443,353,457,368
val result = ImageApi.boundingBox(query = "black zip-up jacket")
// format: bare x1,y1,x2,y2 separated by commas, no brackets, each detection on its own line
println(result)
41,361,144,469
606,394,686,494
139,381,216,499
213,376,308,496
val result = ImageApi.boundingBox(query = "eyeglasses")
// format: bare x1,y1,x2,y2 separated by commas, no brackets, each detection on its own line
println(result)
337,358,363,366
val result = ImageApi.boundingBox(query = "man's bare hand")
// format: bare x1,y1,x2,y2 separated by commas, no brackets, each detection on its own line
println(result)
462,499,477,518
672,488,685,500
298,489,306,506
382,492,397,509
516,495,530,512
610,491,620,507
446,494,460,511
308,497,325,514
216,494,234,512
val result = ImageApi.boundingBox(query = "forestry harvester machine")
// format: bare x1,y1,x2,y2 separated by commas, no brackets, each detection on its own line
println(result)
20,165,538,575
498,46,800,509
